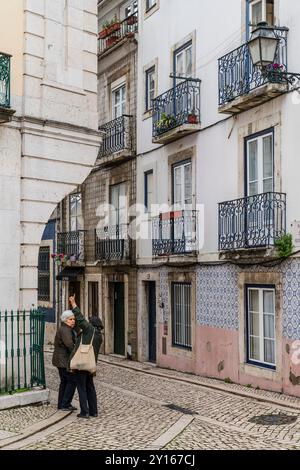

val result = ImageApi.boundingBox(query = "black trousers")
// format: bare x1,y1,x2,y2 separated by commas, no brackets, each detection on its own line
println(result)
57,367,77,409
75,371,98,415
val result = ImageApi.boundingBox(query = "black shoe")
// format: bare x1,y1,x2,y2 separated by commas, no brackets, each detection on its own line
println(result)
89,413,98,417
60,406,76,411
77,413,90,419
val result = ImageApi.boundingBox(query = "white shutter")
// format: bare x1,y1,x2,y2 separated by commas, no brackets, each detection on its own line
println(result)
173,166,182,207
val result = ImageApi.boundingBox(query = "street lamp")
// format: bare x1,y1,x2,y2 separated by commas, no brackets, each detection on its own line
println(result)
248,21,280,68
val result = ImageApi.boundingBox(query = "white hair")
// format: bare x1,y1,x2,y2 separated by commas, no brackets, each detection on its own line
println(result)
61,310,74,322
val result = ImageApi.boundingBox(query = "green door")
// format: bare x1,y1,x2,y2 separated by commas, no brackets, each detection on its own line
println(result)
114,282,125,355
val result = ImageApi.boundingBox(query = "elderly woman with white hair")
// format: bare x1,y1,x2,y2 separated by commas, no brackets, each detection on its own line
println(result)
52,309,77,411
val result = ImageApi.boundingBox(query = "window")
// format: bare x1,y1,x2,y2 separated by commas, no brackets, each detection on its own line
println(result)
174,41,192,80
145,66,155,111
246,285,276,368
172,283,192,349
124,0,138,18
146,0,156,12
250,0,274,28
109,183,127,227
112,84,126,119
88,282,99,317
69,193,83,231
173,160,192,209
246,130,273,196
144,170,153,212
38,247,50,302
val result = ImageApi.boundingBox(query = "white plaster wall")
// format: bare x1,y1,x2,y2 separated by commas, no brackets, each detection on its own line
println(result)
0,0,101,311
136,0,300,261
0,125,21,310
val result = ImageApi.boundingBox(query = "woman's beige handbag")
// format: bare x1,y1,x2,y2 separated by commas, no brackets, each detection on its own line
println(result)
70,331,96,374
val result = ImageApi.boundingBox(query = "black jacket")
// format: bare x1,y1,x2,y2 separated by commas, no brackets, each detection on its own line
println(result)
70,307,102,365
52,323,75,369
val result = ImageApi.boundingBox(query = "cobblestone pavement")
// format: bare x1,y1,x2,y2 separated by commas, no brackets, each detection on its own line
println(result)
0,403,56,436
18,353,300,450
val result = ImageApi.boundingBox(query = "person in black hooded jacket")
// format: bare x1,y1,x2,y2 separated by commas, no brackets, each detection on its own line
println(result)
69,294,103,418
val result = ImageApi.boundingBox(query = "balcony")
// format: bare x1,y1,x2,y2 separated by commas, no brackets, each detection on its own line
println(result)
152,79,201,145
57,230,85,262
98,115,134,165
98,12,138,55
0,52,15,123
218,192,286,253
152,210,198,257
218,27,288,114
95,224,129,262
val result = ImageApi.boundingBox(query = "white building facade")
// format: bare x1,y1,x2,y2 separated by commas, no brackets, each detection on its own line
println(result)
0,0,101,313
136,0,300,396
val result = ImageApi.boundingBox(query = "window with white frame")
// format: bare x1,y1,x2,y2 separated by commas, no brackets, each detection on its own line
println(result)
146,0,156,12
172,283,192,349
250,0,274,28
173,160,192,209
109,183,127,229
145,66,155,111
112,84,126,119
122,0,138,18
246,286,276,368
69,193,83,231
174,41,193,80
246,130,273,196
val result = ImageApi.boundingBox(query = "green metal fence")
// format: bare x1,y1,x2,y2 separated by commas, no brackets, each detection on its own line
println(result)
0,310,46,394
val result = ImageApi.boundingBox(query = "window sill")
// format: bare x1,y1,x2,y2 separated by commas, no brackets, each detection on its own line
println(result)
143,109,153,120
240,362,279,381
144,1,159,19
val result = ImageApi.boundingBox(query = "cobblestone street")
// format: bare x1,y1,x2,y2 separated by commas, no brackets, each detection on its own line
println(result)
1,353,300,450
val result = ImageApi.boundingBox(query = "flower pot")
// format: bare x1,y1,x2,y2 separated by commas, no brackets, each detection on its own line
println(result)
126,32,135,38
107,22,121,35
187,114,198,124
99,28,108,39
105,35,119,48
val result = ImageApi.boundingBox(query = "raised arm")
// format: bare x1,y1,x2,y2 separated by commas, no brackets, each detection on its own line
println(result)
69,295,90,333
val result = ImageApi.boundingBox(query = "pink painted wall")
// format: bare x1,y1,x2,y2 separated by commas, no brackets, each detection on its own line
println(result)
157,324,195,373
195,325,239,382
282,338,300,397
156,322,300,398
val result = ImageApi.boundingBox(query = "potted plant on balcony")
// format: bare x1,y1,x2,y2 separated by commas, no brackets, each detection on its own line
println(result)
106,16,121,35
267,63,286,83
187,111,198,124
156,112,177,134
51,253,69,266
99,16,121,40
99,25,109,39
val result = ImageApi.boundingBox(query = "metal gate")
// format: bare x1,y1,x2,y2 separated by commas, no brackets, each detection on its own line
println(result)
0,310,46,394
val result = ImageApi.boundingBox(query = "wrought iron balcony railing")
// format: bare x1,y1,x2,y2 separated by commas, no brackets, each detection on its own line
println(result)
98,12,138,54
152,79,201,139
95,224,129,261
152,210,198,256
98,115,133,158
218,192,286,251
57,230,85,261
218,27,288,107
0,52,11,108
